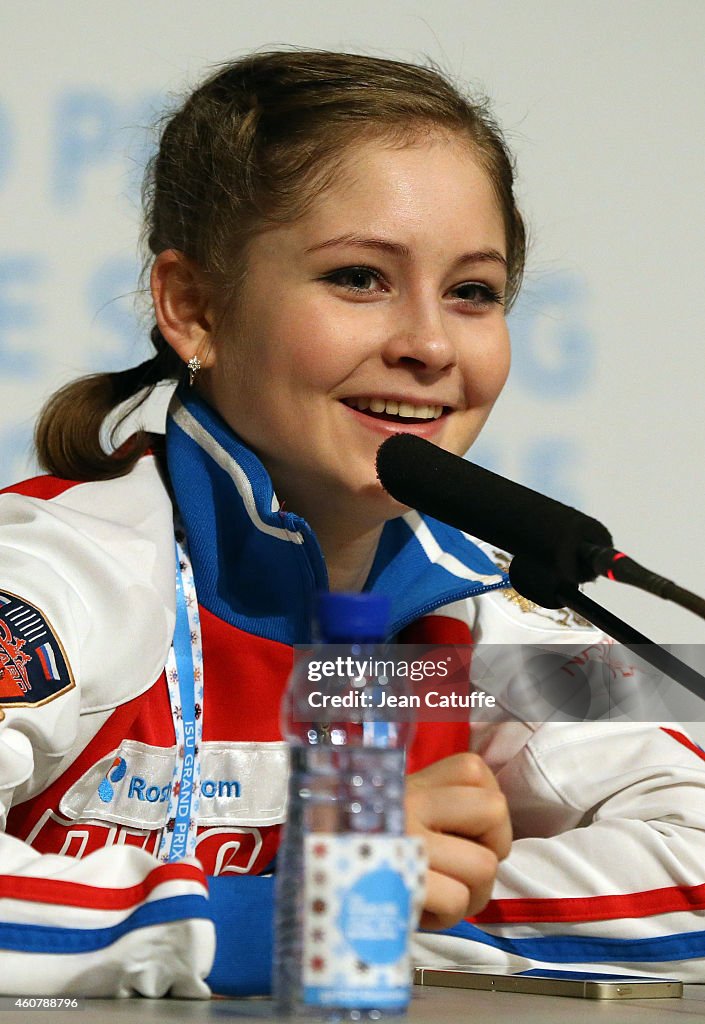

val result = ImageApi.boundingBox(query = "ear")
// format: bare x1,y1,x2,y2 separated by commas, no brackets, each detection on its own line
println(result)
150,250,217,369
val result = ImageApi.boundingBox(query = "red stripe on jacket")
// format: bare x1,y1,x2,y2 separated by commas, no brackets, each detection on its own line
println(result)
0,863,205,910
474,729,705,925
0,475,83,500
473,879,705,925
661,727,705,763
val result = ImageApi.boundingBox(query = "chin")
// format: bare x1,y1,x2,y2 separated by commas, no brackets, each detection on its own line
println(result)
354,477,409,521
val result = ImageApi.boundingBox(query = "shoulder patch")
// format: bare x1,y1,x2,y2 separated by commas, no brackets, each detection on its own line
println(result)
0,590,75,709
499,586,593,629
483,547,593,629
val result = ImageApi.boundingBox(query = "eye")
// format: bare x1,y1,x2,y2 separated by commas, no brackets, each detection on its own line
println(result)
452,282,505,309
322,266,387,294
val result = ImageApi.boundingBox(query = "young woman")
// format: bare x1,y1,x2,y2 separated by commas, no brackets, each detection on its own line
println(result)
1,50,704,998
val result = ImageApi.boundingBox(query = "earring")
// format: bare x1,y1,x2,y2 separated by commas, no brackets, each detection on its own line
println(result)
187,355,202,387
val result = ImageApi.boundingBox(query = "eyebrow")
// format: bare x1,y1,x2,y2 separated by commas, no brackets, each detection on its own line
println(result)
304,233,507,270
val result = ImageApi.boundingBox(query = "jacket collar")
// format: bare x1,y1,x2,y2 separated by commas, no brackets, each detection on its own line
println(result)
166,388,508,645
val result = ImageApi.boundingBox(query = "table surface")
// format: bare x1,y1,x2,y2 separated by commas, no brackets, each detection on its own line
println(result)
5,985,705,1024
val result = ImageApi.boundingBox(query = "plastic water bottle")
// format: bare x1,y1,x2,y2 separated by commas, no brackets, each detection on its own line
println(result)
274,592,423,1019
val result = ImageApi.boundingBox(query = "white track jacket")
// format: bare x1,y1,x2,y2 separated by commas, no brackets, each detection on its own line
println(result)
1,388,705,996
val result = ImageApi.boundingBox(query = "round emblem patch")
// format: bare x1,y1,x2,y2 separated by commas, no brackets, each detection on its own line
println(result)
0,589,74,708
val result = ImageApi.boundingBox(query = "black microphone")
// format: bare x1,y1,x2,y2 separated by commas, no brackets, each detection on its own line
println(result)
376,433,610,583
376,434,705,618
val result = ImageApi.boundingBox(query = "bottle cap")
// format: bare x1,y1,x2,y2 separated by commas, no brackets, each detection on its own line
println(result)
316,592,391,642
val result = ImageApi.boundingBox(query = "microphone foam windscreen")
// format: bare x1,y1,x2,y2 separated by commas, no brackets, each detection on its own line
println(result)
376,433,612,584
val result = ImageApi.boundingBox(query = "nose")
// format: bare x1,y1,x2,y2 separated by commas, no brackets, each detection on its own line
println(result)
381,300,457,375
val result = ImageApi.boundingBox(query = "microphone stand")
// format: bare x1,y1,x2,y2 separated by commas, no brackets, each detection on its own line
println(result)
509,555,705,700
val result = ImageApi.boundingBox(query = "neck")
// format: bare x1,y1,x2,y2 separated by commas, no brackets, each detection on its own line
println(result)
268,471,390,594
312,519,384,593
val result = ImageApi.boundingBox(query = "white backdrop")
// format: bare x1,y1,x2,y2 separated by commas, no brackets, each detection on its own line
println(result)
2,1,704,664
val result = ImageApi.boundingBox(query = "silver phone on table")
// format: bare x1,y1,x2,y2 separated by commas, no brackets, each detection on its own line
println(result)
414,966,683,999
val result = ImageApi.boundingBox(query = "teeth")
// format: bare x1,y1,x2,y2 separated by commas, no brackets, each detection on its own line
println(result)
346,398,445,419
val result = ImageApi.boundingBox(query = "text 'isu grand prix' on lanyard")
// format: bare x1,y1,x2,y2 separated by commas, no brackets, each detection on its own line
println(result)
158,521,204,862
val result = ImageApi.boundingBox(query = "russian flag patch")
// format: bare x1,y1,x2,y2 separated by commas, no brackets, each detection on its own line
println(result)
0,590,74,708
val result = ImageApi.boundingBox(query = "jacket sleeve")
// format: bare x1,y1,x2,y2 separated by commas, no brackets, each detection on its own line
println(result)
0,474,216,997
413,588,705,980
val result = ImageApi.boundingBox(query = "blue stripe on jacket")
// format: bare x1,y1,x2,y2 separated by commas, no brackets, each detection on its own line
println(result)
0,895,210,954
443,919,705,963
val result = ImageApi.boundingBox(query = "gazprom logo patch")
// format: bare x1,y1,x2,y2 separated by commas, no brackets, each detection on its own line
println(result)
98,756,127,803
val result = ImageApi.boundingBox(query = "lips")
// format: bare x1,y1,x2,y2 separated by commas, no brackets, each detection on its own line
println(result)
342,396,446,422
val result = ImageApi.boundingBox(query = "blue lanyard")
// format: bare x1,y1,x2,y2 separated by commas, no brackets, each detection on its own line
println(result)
158,523,204,862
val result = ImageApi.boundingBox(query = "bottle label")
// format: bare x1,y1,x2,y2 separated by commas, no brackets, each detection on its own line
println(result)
301,834,426,1009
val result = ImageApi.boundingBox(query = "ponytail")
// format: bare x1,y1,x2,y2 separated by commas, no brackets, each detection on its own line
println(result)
34,327,182,480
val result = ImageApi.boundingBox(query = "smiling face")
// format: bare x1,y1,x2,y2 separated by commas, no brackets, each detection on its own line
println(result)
201,132,511,530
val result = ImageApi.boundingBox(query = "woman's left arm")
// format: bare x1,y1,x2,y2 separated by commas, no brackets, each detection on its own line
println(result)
414,719,705,980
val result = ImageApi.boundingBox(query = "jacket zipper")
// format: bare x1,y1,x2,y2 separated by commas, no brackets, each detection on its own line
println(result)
389,577,510,638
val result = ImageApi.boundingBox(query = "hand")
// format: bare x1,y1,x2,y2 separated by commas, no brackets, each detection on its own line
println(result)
405,752,512,930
